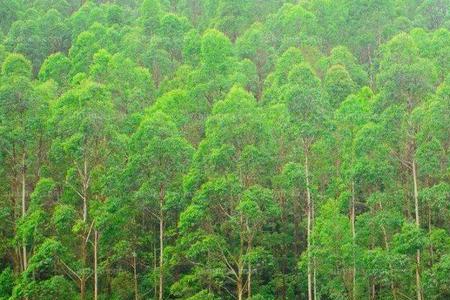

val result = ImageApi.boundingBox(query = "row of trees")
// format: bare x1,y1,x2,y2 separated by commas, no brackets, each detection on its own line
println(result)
0,0,449,299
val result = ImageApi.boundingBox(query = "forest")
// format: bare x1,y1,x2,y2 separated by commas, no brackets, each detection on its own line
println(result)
0,0,449,299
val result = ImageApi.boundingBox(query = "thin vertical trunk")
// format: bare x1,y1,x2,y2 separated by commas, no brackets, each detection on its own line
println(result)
428,206,434,266
80,158,88,300
133,253,139,300
378,201,397,300
80,278,86,300
247,262,252,299
313,196,317,300
371,281,375,300
412,160,422,300
247,233,253,299
154,243,158,299
21,153,27,271
305,151,313,300
351,181,356,300
159,185,164,300
83,158,88,223
237,213,244,300
94,230,98,300
237,270,243,300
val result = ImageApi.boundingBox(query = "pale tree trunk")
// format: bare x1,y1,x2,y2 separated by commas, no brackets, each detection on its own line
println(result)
247,262,252,299
247,233,253,299
80,158,89,300
159,185,165,300
412,160,422,300
378,201,397,300
82,158,88,223
133,252,139,300
94,230,98,300
237,269,243,300
80,277,86,300
154,243,158,299
313,198,317,300
351,181,356,300
21,153,27,271
304,151,313,300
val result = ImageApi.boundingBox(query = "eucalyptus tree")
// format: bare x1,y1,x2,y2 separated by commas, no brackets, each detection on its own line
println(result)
282,62,329,300
179,87,277,299
127,111,193,300
377,32,437,300
0,53,46,274
48,79,115,300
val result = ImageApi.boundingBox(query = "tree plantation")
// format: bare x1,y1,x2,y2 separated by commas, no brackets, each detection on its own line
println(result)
0,0,449,299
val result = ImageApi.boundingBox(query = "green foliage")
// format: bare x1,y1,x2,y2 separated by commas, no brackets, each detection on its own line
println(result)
0,1,448,299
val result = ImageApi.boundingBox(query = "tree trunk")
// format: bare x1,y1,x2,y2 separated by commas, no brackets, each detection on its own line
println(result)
80,278,86,300
133,252,139,300
428,206,434,266
237,275,243,300
412,160,422,300
351,181,356,300
80,158,88,300
154,243,158,299
313,197,317,300
94,230,98,300
21,153,27,271
82,158,88,223
159,185,165,300
247,234,253,299
305,151,313,300
378,201,397,300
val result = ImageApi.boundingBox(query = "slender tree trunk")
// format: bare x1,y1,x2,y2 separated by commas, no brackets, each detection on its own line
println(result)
94,230,98,300
80,158,88,300
371,280,375,300
133,252,139,300
312,196,318,300
154,242,158,299
237,272,243,300
378,201,397,300
304,151,313,300
412,160,422,300
21,153,27,271
159,185,165,300
428,206,434,266
80,277,86,300
247,234,253,299
351,181,356,300
82,159,88,223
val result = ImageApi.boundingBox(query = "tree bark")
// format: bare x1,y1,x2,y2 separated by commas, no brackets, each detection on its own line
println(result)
378,201,398,300
305,151,313,300
133,252,139,300
80,278,86,300
21,153,27,271
159,185,165,300
82,158,88,223
80,158,89,300
351,181,356,300
247,233,253,299
237,274,243,300
94,230,98,300
412,160,422,300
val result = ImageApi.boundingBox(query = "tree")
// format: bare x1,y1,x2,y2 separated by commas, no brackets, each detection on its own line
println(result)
127,111,193,300
0,53,45,274
48,79,115,300
282,63,329,300
179,87,276,299
377,32,437,300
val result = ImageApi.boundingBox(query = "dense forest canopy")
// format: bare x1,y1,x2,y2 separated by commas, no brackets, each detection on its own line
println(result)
0,0,449,299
